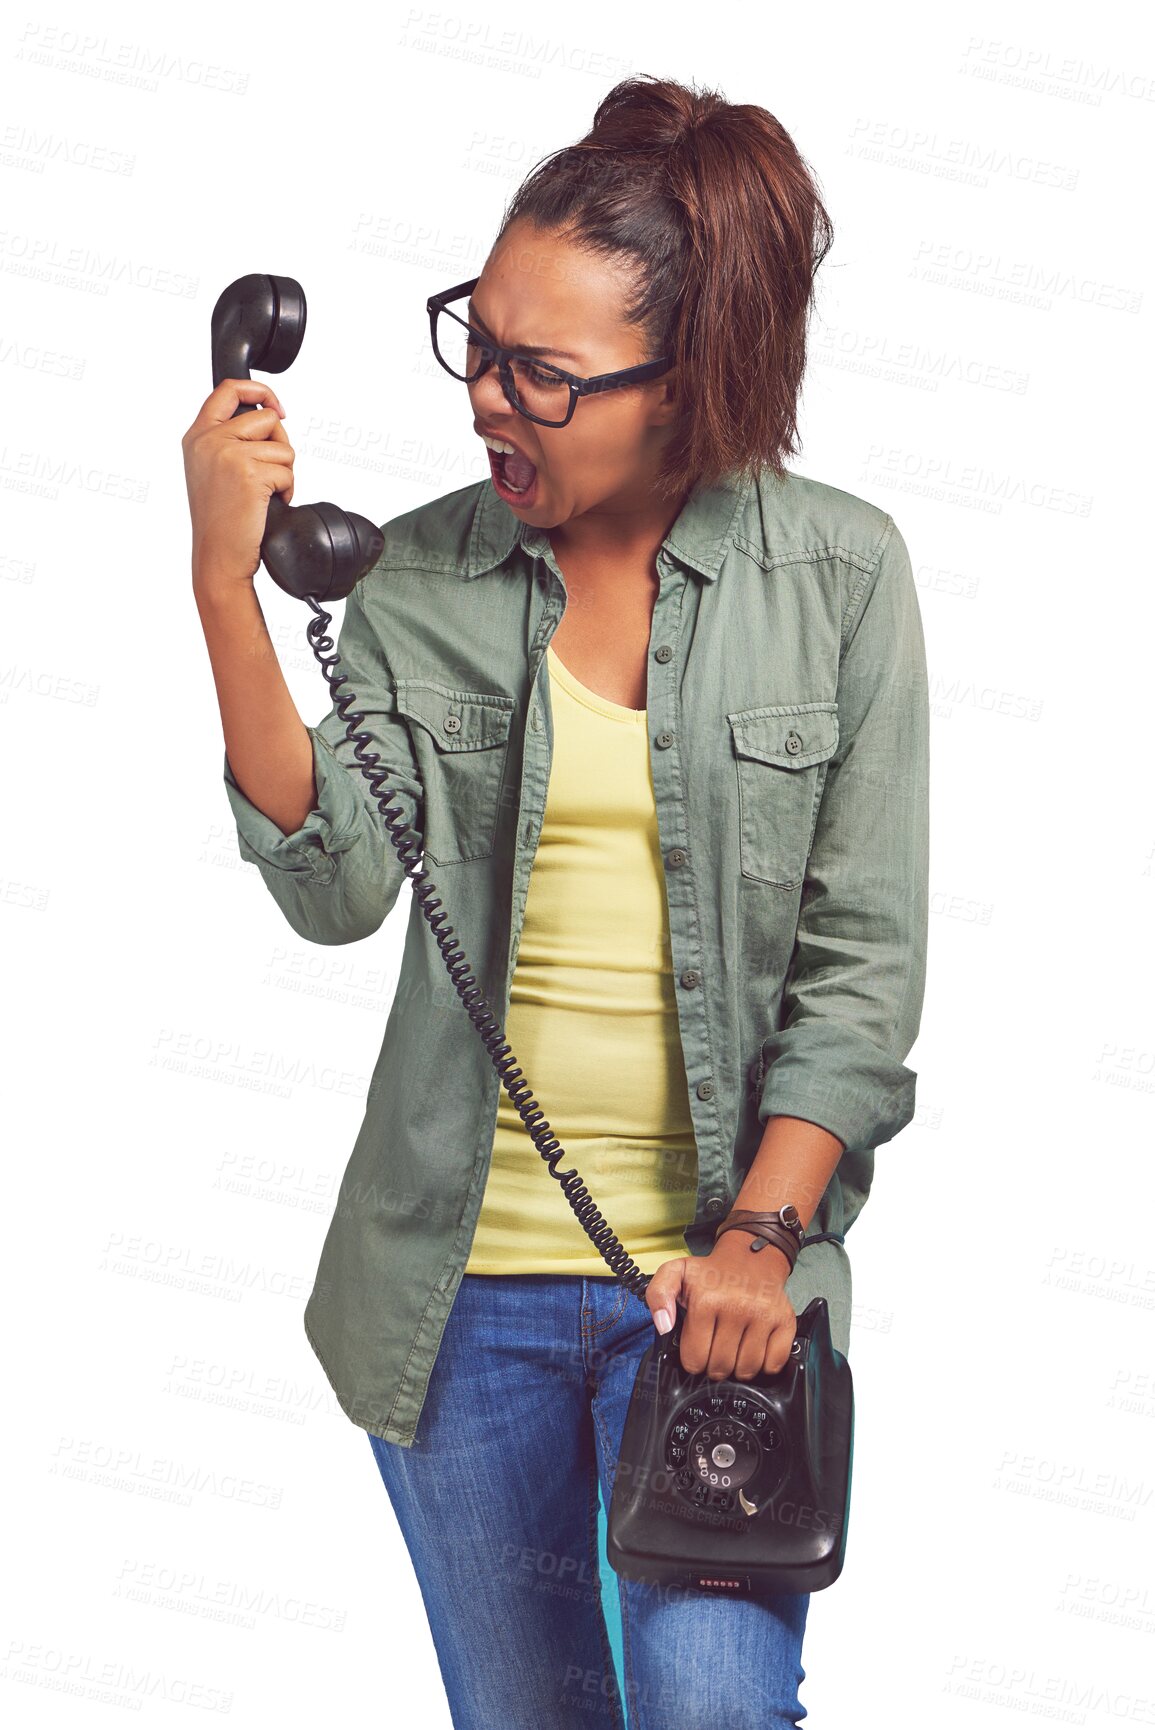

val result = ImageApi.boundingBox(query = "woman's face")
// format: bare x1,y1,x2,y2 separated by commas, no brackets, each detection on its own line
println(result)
464,218,679,531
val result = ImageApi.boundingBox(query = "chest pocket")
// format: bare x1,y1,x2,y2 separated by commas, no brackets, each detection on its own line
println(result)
727,701,840,889
394,680,517,866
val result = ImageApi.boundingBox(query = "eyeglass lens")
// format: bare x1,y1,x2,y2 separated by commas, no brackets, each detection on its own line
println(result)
433,305,572,424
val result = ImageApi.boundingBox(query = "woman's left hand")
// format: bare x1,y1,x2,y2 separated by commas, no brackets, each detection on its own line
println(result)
645,1233,797,1381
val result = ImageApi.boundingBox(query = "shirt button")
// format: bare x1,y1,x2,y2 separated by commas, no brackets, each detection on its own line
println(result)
531,706,543,732
655,644,674,663
655,730,674,749
680,968,701,989
784,729,803,755
696,1079,715,1100
666,848,687,868
704,1195,726,1216
443,714,462,735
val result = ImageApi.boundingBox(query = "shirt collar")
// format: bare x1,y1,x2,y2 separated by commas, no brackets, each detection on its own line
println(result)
463,466,756,583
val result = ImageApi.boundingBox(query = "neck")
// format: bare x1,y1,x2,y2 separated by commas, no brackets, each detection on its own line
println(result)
547,483,693,574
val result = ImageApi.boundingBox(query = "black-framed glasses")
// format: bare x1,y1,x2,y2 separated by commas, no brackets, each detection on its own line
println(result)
427,276,674,428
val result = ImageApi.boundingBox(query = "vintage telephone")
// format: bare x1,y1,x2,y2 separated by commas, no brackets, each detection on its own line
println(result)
210,273,854,1597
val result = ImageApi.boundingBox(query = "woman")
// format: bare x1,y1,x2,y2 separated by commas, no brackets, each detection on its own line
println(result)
183,74,929,1730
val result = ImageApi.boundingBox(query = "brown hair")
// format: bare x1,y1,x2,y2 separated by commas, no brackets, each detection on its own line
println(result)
494,74,834,504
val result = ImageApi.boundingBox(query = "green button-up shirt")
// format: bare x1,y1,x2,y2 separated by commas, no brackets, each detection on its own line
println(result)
222,465,930,1448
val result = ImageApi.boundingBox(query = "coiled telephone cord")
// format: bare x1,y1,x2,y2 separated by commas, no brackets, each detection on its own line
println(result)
305,596,655,1301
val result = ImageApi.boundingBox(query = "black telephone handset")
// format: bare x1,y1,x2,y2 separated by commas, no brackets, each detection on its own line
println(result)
210,274,384,602
210,274,854,1596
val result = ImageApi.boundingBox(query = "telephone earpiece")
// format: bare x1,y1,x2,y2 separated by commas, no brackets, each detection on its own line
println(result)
210,273,384,603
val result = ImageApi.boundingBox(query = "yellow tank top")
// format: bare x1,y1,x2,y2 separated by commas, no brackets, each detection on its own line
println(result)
464,643,698,1276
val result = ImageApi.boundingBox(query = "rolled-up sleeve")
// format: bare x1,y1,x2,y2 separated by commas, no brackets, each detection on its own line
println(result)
757,515,930,1153
222,570,424,946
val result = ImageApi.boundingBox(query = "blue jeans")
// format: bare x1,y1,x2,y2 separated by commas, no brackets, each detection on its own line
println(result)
366,1271,810,1729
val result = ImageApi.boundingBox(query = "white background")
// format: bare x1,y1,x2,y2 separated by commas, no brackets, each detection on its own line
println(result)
3,0,1154,1724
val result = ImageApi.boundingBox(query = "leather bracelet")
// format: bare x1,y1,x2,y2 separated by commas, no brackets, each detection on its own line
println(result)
714,1221,800,1270
713,1208,804,1273
715,1207,805,1250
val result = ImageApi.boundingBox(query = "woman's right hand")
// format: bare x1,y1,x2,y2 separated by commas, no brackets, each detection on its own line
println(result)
182,379,295,592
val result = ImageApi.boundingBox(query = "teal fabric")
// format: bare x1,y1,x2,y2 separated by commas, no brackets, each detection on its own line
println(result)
222,465,930,1447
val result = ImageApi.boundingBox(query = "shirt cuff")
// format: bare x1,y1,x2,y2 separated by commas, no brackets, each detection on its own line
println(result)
757,1020,917,1153
222,727,367,886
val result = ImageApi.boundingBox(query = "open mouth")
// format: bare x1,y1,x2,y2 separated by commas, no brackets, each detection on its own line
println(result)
483,441,539,507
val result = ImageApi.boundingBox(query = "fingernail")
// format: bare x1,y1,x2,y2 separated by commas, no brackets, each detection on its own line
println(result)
654,1308,673,1334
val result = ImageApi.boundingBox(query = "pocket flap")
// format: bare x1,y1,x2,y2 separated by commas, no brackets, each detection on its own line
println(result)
728,701,839,770
394,681,515,752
